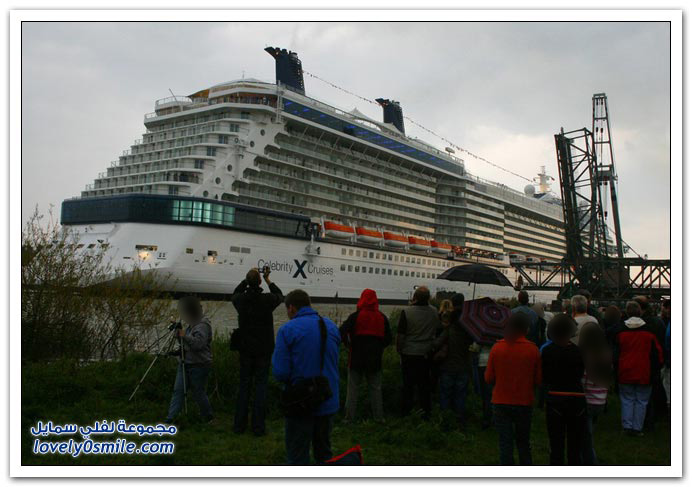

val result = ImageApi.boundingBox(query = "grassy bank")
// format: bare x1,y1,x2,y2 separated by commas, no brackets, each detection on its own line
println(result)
22,336,670,466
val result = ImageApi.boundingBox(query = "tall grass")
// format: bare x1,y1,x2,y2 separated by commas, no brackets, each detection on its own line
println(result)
22,334,671,466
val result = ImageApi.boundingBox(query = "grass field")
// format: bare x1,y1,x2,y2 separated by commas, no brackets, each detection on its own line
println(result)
21,335,671,466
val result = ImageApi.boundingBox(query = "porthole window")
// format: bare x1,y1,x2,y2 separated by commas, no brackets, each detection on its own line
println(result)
203,190,209,197
260,129,266,136
249,141,255,147
227,164,232,172
215,177,221,184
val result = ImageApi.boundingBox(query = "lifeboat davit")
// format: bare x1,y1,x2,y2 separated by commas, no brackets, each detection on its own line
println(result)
408,236,431,251
431,241,452,254
356,227,383,244
383,231,407,248
324,221,354,239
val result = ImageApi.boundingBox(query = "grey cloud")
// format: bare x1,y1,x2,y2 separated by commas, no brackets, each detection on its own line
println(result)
21,21,670,258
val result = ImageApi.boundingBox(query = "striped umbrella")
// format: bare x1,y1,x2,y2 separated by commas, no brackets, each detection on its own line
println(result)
458,297,510,346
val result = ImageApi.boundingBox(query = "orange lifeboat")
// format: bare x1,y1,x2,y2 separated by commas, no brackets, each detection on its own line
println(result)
356,227,383,244
324,221,354,239
408,236,431,251
431,241,452,254
383,231,407,248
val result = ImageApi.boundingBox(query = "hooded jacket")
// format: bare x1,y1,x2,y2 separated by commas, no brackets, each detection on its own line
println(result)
339,289,392,373
231,279,284,357
180,316,213,366
613,317,663,384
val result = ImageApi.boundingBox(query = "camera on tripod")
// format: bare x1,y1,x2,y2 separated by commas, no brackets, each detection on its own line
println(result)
168,321,183,332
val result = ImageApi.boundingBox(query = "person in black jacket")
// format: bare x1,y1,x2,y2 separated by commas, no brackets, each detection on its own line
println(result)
541,313,587,465
231,267,283,436
340,288,392,423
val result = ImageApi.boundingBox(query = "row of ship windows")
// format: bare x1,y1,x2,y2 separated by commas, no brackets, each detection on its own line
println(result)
340,247,453,268
339,265,439,279
338,264,512,278
136,245,253,255
183,246,252,255
506,210,562,231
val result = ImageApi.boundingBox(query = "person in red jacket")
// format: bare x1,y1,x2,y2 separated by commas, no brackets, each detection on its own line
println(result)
339,289,392,423
613,301,663,436
485,312,542,465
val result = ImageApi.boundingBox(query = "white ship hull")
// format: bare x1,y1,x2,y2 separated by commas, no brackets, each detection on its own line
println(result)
70,222,558,304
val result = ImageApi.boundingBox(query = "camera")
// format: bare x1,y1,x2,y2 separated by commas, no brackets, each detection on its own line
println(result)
263,265,271,275
168,321,183,332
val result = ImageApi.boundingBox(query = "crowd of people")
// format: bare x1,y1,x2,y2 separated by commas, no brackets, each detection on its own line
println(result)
162,267,672,466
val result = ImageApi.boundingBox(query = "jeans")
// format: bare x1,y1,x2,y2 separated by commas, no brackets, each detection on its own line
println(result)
619,383,652,432
582,404,604,465
545,396,587,465
401,354,432,418
234,353,270,434
166,363,212,421
285,414,333,465
477,366,493,427
493,404,533,465
438,370,470,424
344,368,384,421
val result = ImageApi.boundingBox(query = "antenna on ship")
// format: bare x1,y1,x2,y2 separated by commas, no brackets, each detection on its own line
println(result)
168,88,178,102
534,166,555,195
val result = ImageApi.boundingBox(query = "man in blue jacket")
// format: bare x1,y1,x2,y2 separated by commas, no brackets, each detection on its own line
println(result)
272,289,340,465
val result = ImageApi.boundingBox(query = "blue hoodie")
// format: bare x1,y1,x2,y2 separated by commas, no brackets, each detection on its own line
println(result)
272,307,341,416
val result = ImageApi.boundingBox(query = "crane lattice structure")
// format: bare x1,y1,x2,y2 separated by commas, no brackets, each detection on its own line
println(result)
514,94,670,302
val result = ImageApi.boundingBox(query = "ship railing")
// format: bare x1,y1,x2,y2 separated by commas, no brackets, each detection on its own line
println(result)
155,95,193,108
145,96,274,121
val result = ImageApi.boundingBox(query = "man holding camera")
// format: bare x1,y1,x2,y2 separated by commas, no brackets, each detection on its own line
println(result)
231,266,284,436
165,296,214,424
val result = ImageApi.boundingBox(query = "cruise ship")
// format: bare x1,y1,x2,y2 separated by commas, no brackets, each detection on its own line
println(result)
60,47,566,303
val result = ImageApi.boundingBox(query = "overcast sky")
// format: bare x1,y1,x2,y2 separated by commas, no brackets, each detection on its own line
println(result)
21,21,670,258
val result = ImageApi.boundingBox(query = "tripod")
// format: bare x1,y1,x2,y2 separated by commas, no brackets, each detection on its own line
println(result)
129,323,188,414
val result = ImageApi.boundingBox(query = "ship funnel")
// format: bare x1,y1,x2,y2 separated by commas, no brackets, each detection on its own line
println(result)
265,46,305,95
375,98,405,135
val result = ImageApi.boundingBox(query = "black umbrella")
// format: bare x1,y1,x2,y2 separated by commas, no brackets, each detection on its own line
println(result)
437,263,513,298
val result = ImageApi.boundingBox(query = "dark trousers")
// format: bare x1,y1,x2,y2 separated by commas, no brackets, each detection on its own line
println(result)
285,414,333,465
645,368,667,429
401,354,432,418
582,403,604,465
545,396,587,465
493,404,533,465
234,353,270,434
166,363,212,421
439,370,470,424
477,366,493,427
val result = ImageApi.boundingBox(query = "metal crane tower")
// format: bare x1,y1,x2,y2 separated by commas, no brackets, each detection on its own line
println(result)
592,93,625,258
